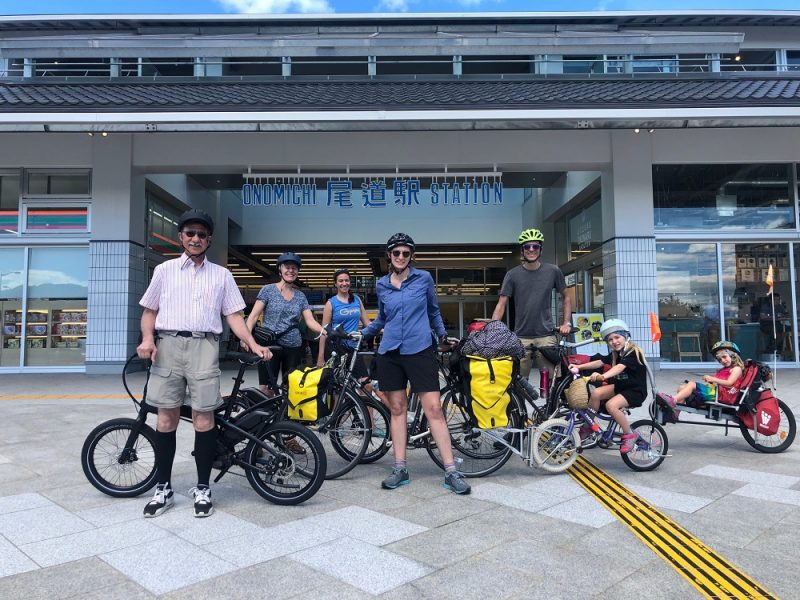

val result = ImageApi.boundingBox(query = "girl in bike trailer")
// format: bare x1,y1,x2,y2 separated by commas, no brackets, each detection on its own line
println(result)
658,340,745,422
317,268,372,383
568,319,649,454
244,252,326,396
360,233,470,495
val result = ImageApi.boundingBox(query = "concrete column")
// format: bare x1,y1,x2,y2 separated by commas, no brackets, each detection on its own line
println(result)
600,130,659,359
85,135,146,373
109,57,121,77
282,56,291,77
368,55,376,77
23,58,33,78
453,55,462,76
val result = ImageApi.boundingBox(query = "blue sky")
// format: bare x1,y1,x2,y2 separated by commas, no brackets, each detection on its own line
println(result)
2,0,799,15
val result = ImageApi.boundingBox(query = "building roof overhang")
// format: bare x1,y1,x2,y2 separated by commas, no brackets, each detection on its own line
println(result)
1,76,799,132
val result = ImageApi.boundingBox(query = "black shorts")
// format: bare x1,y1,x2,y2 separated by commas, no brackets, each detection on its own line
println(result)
613,387,646,409
377,346,440,393
258,345,304,389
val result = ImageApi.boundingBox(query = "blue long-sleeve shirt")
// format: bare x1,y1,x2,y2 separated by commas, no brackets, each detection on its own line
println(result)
362,267,446,355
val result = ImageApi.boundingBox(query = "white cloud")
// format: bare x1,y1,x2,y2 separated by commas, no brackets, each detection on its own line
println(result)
218,0,334,13
377,0,411,10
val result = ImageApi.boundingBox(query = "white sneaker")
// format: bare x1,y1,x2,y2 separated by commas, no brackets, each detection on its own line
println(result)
190,486,214,518
143,483,174,518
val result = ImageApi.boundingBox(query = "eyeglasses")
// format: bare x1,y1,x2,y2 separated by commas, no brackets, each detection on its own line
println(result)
182,229,208,240
522,243,542,251
391,250,411,258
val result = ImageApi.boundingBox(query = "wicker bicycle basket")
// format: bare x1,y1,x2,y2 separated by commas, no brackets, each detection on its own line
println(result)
564,377,590,410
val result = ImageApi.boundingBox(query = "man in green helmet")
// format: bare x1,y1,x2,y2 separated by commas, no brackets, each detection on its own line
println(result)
491,228,573,380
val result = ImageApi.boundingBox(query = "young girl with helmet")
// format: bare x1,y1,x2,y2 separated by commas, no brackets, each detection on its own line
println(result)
244,251,326,395
659,340,745,421
360,233,470,495
568,318,650,454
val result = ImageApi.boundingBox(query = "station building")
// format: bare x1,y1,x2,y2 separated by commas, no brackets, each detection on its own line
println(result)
0,10,798,373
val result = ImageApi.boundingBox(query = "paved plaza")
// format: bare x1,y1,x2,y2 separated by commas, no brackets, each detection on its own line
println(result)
0,365,798,599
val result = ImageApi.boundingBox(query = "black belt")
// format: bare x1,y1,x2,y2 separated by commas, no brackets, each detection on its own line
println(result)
160,330,211,338
176,331,194,337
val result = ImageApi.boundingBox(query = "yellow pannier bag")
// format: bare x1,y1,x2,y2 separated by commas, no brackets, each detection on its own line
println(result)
463,355,516,429
286,366,330,422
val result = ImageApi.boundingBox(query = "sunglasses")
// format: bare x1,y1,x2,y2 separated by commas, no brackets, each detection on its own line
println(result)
182,229,209,240
391,250,411,258
522,243,542,251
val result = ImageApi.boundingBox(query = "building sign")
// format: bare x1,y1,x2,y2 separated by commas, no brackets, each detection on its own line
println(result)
241,174,503,208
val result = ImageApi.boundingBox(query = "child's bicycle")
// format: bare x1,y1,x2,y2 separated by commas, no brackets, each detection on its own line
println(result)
651,359,796,454
544,401,669,472
81,352,327,505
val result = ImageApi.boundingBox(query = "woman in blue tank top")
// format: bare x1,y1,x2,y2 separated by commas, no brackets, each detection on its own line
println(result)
317,268,371,380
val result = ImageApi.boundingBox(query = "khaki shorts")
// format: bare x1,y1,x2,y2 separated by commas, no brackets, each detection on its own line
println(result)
147,332,222,412
518,334,558,379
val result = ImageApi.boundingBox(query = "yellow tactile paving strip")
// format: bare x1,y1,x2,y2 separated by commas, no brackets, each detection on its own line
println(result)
569,457,777,599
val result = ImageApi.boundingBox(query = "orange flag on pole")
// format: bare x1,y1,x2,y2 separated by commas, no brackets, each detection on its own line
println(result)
766,264,774,296
649,311,662,343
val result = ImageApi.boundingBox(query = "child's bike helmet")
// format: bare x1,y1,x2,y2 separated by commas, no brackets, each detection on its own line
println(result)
599,318,630,341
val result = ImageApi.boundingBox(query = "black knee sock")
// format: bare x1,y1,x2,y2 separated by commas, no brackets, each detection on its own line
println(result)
154,430,177,487
194,428,218,488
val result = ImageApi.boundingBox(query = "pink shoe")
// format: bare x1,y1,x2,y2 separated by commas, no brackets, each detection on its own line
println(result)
657,393,680,423
619,432,638,454
579,425,594,441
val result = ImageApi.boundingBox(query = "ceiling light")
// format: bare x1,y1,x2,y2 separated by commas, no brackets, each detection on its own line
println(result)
633,128,640,134
101,132,108,137
648,128,655,134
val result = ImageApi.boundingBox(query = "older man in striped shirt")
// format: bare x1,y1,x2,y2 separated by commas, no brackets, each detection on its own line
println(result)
137,208,271,519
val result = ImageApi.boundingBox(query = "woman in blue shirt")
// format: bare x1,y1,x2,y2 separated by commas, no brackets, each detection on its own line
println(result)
361,233,470,495
317,268,371,381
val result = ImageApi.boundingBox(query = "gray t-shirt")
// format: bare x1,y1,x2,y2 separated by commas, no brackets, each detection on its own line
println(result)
499,263,566,338
256,284,309,348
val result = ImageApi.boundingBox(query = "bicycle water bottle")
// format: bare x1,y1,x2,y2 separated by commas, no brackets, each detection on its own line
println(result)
539,368,550,399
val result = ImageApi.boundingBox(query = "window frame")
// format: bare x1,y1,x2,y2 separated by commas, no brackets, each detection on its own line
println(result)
22,169,92,199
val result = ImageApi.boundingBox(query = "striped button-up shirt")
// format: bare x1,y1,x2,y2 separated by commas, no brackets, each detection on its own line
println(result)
140,254,245,335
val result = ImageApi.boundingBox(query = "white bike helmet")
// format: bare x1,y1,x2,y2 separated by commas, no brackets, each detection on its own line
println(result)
599,318,630,341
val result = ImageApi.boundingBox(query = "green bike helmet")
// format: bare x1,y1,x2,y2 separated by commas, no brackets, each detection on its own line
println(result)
518,228,545,245
711,340,741,356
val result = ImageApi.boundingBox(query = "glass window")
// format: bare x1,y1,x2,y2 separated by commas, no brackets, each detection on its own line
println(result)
678,54,711,73
25,247,89,367
0,171,20,234
562,55,604,74
632,55,677,73
461,55,531,75
292,57,366,76
34,58,110,77
788,51,800,71
590,266,604,312
567,198,602,261
222,57,281,77
0,248,24,367
653,164,795,230
376,56,452,76
25,170,91,196
140,58,193,77
146,191,182,257
24,206,89,232
721,50,777,72
721,243,792,362
657,243,720,362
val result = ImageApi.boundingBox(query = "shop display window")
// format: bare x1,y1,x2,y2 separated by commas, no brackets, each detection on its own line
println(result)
721,243,793,362
656,243,720,362
24,206,89,233
0,248,24,367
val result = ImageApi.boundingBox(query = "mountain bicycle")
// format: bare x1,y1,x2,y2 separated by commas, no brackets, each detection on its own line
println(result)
81,352,327,505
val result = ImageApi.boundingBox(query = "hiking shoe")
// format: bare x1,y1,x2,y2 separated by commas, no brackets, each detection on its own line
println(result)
381,467,409,490
143,483,174,518
619,433,638,455
443,471,471,495
284,437,307,455
190,486,214,518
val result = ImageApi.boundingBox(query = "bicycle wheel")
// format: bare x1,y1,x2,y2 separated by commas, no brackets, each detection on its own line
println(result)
621,419,668,472
738,400,796,454
245,421,326,505
81,418,158,498
360,394,392,464
531,418,581,473
321,389,371,479
425,390,518,478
